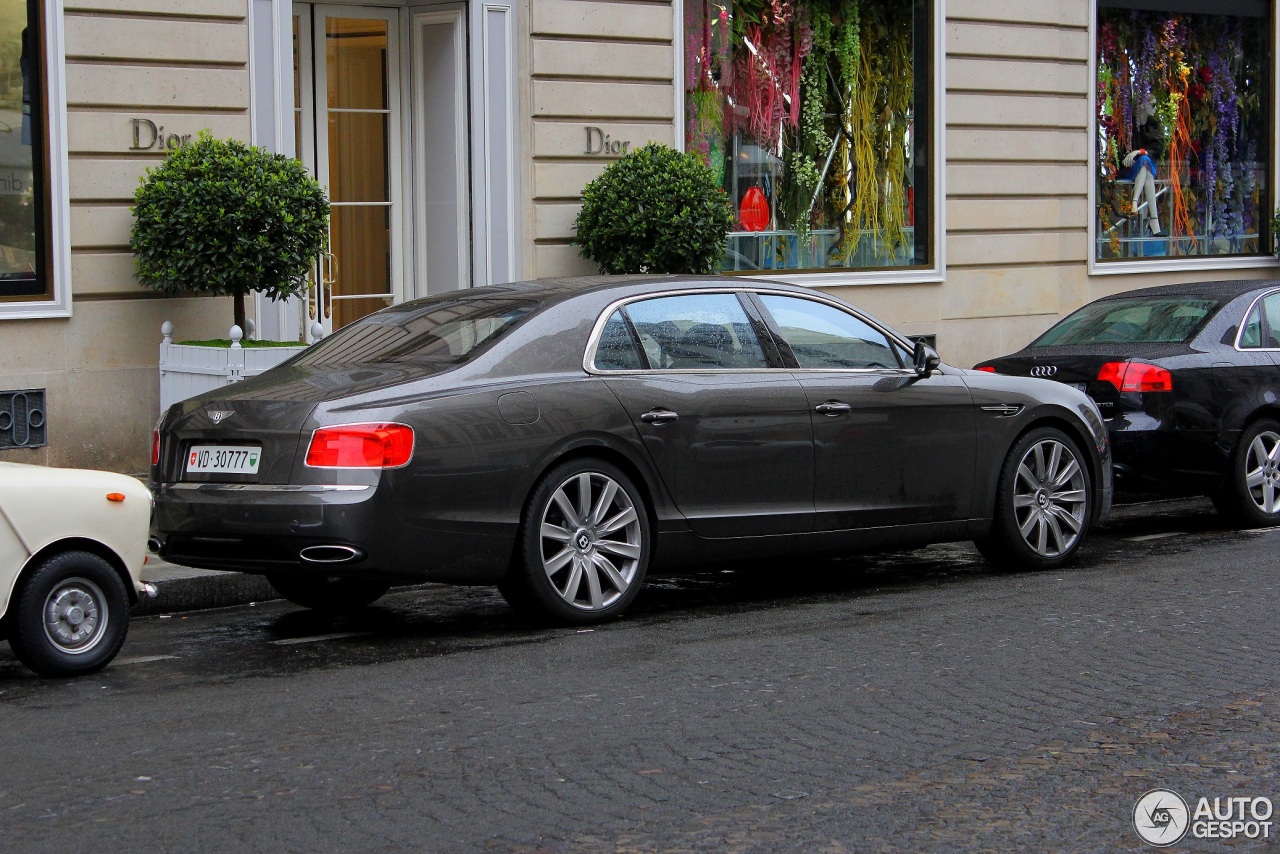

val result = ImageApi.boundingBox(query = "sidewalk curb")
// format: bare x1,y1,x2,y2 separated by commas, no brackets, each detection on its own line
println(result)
136,562,279,616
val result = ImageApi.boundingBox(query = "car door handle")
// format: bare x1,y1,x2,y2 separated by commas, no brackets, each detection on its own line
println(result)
814,401,851,416
640,408,679,425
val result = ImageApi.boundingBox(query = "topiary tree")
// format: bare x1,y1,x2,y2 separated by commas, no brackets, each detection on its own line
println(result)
573,142,733,274
131,131,330,335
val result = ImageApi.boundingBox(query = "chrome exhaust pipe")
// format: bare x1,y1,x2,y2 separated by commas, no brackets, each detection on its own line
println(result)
147,537,163,554
298,544,364,565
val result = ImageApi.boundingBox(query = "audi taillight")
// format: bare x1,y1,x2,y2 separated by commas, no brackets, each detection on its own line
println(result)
305,423,415,468
1096,361,1172,393
974,365,997,373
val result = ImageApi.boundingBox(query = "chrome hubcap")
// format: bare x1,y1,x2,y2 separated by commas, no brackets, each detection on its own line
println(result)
1244,430,1280,514
43,578,108,655
1013,439,1088,558
539,472,642,611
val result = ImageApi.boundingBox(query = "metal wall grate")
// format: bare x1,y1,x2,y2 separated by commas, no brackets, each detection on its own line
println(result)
0,389,47,449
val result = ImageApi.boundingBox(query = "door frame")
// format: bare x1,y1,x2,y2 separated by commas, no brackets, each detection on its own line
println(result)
410,6,471,296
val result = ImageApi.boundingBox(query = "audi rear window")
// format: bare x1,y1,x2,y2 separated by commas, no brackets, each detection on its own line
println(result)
1032,297,1221,346
292,298,539,366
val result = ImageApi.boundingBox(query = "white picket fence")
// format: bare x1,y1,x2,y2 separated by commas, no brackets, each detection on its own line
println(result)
158,321,316,413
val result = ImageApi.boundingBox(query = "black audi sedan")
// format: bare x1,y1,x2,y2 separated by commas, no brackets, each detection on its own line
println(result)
976,279,1280,526
151,277,1112,623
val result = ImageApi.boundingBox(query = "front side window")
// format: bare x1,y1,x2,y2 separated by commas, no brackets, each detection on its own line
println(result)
1032,297,1221,346
757,294,901,369
623,293,768,369
685,0,932,273
1095,2,1271,262
0,0,48,303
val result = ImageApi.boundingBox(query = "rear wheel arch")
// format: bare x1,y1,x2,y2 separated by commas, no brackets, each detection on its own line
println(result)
529,442,661,534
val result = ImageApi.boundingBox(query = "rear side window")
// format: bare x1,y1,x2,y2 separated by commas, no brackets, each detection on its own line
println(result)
293,298,538,366
593,310,645,370
1033,297,1221,346
1240,293,1280,349
758,294,902,369
623,294,768,369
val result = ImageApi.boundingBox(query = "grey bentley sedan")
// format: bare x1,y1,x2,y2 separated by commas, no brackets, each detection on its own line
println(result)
150,277,1113,623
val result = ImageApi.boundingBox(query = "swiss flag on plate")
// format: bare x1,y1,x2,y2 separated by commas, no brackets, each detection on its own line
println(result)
189,451,198,466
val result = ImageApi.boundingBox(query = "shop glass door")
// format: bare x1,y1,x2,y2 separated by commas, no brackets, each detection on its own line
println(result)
294,5,403,337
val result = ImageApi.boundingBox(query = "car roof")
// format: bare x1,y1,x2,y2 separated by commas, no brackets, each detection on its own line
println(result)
1096,279,1280,302
397,275,821,307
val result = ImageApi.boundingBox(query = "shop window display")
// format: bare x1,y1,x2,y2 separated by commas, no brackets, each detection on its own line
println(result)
0,0,45,301
684,0,931,273
1095,2,1271,261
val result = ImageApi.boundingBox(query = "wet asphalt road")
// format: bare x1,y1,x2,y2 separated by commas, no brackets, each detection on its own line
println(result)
1,498,1278,853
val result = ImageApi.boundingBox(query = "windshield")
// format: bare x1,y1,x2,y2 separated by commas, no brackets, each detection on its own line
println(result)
1032,296,1221,346
293,298,539,366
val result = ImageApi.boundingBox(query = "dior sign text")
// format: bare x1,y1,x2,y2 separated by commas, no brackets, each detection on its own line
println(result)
130,119,192,152
584,126,630,156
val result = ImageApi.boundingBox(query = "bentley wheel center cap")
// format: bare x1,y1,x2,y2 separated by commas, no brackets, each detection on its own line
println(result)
575,531,592,552
1036,489,1049,508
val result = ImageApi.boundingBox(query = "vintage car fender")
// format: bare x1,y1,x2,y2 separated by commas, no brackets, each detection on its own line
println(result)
0,462,152,621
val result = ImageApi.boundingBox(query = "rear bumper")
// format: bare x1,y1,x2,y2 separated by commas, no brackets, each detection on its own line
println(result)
149,482,515,584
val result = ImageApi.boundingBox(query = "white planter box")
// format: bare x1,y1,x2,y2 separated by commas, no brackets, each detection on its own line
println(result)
159,322,310,414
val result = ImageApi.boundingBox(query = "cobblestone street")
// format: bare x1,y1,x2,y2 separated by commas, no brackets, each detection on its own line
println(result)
2,499,1277,852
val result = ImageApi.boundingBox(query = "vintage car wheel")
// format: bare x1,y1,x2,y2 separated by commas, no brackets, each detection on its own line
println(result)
975,427,1092,570
501,458,651,624
266,573,390,612
1213,418,1280,527
8,550,131,677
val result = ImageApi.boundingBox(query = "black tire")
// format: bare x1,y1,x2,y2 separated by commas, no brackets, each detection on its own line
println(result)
8,550,131,677
266,573,390,612
974,427,1093,571
1213,418,1280,528
500,458,651,624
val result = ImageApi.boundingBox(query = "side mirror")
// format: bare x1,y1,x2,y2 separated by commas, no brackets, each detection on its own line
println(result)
913,340,941,376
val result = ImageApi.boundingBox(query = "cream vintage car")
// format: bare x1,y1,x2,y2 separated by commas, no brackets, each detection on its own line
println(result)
0,462,156,676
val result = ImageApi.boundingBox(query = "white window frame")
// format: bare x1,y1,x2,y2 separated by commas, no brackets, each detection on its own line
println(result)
1087,0,1280,276
0,0,71,319
672,0,946,288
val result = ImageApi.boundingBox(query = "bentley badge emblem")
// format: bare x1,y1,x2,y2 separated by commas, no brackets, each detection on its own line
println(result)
207,409,236,425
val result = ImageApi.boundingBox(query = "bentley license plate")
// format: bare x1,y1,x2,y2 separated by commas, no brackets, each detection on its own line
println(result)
186,445,261,474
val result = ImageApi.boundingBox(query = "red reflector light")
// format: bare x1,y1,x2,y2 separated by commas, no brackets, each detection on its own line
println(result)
1096,361,1172,393
305,423,415,468
975,365,997,373
151,429,161,466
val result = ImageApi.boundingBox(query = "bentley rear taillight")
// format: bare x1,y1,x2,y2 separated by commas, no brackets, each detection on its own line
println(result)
305,423,415,468
1096,361,1172,393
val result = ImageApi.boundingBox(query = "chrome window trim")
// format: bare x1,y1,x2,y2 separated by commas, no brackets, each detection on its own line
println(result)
583,286,920,376
167,483,373,493
1233,288,1280,352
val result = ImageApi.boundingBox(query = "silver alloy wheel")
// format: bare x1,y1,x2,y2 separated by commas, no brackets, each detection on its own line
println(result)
42,576,109,655
539,471,642,611
1243,428,1280,514
1012,438,1088,558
